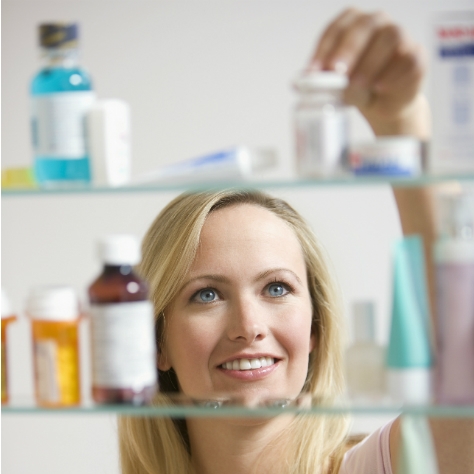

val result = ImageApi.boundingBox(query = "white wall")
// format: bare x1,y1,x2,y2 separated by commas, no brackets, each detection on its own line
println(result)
2,1,472,473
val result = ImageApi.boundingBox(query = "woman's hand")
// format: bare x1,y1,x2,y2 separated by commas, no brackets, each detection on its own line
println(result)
310,8,431,139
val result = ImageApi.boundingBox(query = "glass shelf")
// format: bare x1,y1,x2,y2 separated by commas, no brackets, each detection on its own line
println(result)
2,173,474,197
3,395,474,418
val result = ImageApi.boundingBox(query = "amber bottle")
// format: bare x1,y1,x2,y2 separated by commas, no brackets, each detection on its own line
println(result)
88,234,157,405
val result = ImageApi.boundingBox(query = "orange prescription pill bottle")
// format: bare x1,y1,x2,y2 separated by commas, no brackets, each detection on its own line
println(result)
26,286,81,407
1,288,16,404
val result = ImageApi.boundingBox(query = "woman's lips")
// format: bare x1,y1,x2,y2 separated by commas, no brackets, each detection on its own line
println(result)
217,359,280,380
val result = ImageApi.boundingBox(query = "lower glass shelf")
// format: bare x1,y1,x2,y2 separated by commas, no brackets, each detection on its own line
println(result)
3,395,474,418
2,173,474,196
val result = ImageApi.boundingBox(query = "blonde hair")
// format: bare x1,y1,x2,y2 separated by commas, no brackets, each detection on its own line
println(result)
119,189,351,474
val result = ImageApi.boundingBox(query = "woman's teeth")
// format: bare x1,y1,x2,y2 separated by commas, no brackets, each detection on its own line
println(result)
222,357,275,371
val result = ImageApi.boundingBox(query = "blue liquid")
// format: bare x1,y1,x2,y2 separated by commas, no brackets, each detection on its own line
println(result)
31,66,93,185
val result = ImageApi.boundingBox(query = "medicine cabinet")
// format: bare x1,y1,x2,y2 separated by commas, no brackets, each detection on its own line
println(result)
2,174,474,419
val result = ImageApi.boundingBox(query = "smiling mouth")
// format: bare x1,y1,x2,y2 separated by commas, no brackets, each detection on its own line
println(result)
220,357,277,371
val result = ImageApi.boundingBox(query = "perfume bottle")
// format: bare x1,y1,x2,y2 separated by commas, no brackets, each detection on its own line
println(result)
346,301,386,401
31,23,95,186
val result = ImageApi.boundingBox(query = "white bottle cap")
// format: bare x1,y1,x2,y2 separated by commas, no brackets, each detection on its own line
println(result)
293,71,348,92
353,301,376,342
1,288,14,318
98,234,141,265
26,286,80,321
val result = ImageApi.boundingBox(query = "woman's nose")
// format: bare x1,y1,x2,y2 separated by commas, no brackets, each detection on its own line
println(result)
226,299,268,343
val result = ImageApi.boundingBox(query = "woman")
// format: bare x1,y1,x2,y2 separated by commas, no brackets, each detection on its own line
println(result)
119,9,473,474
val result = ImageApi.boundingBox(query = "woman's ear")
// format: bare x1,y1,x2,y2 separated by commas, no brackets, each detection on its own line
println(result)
158,348,171,371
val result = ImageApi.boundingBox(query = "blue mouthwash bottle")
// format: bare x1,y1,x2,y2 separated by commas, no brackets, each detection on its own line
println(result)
31,23,95,186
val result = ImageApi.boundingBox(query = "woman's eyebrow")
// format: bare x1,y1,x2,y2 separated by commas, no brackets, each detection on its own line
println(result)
254,268,303,285
180,274,230,291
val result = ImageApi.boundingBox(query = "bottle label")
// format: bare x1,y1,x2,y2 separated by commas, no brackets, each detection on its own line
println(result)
35,339,60,403
432,16,474,170
34,339,80,405
31,91,96,159
90,301,157,388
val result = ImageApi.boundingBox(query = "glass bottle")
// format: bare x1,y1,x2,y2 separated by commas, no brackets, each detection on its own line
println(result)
345,301,386,401
88,234,157,405
293,71,349,178
31,23,95,186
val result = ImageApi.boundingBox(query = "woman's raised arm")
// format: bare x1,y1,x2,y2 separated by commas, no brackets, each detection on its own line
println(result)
311,8,474,474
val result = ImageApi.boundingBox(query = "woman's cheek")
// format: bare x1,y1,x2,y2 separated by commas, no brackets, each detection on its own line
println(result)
168,318,220,374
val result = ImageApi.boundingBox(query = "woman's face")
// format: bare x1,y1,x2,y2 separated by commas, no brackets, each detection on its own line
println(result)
160,204,315,403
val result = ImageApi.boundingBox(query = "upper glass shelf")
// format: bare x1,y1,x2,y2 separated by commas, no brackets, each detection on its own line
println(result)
3,395,474,418
2,173,474,197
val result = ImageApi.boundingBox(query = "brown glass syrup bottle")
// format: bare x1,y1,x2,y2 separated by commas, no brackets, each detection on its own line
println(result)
88,234,157,405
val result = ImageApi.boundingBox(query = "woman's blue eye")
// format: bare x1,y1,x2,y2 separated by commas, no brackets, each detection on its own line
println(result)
197,288,217,303
267,283,287,297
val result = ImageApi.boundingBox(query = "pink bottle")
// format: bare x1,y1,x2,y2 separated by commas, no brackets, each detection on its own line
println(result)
434,191,474,404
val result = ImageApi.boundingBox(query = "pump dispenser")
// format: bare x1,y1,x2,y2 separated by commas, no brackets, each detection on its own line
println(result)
88,234,157,405
345,301,386,401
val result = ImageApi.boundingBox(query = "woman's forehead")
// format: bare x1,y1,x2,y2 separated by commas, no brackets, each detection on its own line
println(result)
202,203,297,243
188,203,306,273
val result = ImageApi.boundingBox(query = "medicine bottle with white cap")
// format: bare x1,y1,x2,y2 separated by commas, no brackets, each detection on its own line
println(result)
1,288,16,405
88,234,157,405
293,70,349,178
26,285,81,407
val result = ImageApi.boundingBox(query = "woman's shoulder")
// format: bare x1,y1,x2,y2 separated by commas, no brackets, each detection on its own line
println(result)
337,419,396,474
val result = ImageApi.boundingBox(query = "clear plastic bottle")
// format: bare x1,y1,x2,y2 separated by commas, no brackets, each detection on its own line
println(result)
435,190,474,404
26,286,82,407
345,301,386,401
293,71,349,178
88,234,157,405
31,23,95,186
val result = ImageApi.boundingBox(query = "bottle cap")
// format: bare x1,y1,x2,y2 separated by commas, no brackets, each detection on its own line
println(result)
293,71,348,92
98,234,141,265
26,286,80,321
352,301,376,342
1,288,14,318
39,23,78,49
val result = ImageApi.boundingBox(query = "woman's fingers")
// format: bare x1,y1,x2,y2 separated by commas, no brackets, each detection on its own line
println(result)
310,8,361,69
373,43,426,95
350,23,407,89
312,10,391,74
311,9,429,135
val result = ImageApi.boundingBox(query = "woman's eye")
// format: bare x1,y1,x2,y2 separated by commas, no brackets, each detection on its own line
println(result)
267,283,289,297
194,288,218,303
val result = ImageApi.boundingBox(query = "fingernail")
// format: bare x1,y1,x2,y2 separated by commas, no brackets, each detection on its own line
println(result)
306,60,322,72
333,60,348,75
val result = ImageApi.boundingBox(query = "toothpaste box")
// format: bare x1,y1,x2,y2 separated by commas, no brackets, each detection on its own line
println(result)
431,11,474,174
